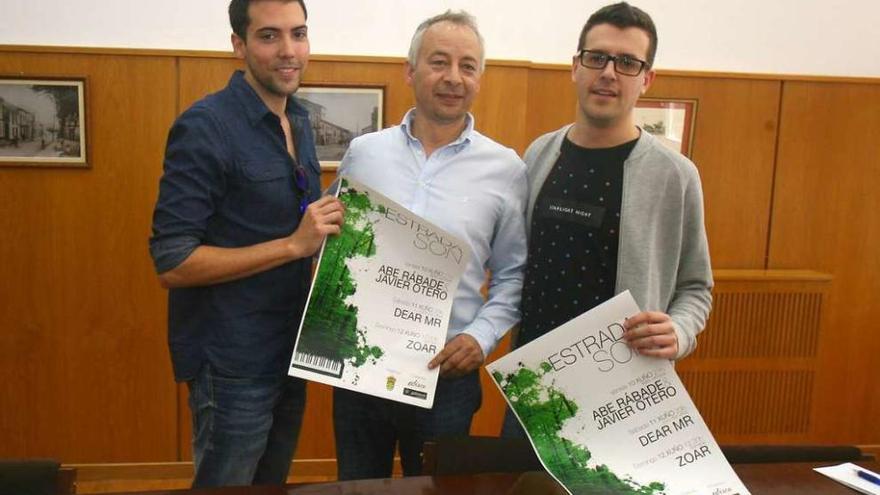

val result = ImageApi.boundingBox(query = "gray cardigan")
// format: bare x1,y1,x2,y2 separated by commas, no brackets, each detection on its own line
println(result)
523,125,713,359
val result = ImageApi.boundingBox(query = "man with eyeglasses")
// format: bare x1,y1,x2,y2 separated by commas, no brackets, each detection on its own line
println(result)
149,0,344,488
504,1,712,434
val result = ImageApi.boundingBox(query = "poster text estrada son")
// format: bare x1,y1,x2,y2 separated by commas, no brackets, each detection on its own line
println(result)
546,322,636,373
383,207,465,264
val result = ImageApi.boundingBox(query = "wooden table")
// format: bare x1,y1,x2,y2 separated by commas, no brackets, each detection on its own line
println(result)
106,460,879,495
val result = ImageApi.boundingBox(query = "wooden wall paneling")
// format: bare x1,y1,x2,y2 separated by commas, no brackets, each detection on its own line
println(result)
523,66,578,144
769,81,880,445
4,44,877,467
0,52,179,462
469,64,530,154
676,270,831,444
646,76,781,269
177,57,242,110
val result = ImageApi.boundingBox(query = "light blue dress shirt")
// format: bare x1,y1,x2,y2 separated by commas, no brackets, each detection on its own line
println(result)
338,110,528,357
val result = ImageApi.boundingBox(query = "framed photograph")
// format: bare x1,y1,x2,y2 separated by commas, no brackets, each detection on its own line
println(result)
0,76,88,167
634,98,697,157
297,84,384,170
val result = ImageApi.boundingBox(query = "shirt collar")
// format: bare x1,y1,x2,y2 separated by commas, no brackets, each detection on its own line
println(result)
400,108,475,149
229,70,309,127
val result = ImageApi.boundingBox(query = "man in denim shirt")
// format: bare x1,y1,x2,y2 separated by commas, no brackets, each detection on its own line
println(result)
149,0,344,488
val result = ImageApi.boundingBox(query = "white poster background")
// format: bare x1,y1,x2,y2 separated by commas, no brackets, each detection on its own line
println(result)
290,178,471,408
488,291,749,495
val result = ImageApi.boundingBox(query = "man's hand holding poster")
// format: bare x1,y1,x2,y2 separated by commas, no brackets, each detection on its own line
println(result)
289,177,470,409
488,291,749,495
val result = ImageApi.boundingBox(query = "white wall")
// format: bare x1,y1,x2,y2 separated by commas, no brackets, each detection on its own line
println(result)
3,0,878,77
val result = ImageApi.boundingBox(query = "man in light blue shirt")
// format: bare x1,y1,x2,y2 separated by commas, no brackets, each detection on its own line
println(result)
333,10,528,480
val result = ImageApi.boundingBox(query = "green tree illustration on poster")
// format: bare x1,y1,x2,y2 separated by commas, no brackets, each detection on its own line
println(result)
297,181,384,368
494,363,665,494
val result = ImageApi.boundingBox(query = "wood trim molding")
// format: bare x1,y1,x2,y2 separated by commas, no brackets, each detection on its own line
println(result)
860,445,880,459
520,60,880,83
0,44,523,68
0,44,235,59
2,44,878,83
712,269,833,282
64,458,401,483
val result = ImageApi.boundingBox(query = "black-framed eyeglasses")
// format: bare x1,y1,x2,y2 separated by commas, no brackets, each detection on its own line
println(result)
293,165,311,215
577,49,648,76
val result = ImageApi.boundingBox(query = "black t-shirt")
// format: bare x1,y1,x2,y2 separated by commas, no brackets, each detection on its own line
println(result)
518,136,637,347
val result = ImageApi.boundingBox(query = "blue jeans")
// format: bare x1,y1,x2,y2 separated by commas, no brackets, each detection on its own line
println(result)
333,371,482,480
187,364,307,488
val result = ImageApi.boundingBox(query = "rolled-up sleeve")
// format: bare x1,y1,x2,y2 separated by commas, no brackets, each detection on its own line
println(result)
149,108,228,274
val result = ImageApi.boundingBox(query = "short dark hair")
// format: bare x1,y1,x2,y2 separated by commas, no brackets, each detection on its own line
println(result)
578,2,657,67
229,0,308,40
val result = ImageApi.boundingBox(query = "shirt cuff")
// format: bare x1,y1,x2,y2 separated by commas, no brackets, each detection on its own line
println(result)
671,320,692,360
149,235,200,274
462,320,498,360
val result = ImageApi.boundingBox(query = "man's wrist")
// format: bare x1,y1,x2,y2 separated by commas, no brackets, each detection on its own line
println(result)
460,329,492,361
285,235,305,261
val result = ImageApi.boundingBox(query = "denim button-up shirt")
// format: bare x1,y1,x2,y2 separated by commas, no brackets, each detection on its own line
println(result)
150,71,320,381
